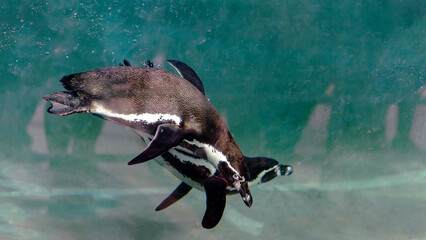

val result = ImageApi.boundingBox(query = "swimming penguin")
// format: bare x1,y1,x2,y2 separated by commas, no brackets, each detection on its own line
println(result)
155,155,293,209
43,59,293,228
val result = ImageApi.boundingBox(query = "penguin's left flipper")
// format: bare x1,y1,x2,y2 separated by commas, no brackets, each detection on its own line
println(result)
155,182,193,211
202,176,227,229
128,124,186,165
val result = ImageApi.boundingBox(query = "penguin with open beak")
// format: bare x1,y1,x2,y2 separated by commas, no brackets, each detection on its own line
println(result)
43,59,293,228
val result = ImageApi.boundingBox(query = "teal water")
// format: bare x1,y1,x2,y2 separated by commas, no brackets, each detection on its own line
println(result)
1,0,425,239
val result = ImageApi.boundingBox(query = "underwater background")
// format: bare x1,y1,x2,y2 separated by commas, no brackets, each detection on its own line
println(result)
1,0,425,239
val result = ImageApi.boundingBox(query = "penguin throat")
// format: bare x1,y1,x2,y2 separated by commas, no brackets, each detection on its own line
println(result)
184,140,239,172
233,176,246,191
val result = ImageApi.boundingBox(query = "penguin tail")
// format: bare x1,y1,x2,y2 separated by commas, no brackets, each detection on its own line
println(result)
43,91,89,116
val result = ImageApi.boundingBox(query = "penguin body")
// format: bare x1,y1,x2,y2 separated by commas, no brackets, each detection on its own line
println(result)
43,60,293,229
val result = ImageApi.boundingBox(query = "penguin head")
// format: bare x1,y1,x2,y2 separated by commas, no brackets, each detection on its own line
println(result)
231,173,253,207
217,162,253,207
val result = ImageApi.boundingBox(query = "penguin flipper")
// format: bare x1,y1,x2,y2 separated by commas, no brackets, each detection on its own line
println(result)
202,176,227,229
167,60,205,95
123,59,131,66
155,182,193,211
128,124,186,165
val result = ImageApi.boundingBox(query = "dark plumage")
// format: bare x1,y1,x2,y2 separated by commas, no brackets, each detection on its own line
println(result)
43,59,293,229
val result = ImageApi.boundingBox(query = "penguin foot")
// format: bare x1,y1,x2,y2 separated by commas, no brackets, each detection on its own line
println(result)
43,92,89,116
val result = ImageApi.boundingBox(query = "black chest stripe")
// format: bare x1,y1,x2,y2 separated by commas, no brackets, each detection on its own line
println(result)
161,151,213,185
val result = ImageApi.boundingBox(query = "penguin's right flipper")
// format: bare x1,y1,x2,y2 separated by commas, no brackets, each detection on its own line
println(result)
128,124,186,165
167,60,205,95
123,59,131,66
201,176,227,229
155,182,193,211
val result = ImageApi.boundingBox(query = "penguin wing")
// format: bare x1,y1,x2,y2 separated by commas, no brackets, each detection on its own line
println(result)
167,60,206,95
155,182,192,211
118,59,132,66
202,176,227,229
128,124,186,165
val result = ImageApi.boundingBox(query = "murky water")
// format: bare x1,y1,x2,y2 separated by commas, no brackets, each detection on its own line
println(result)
1,0,425,239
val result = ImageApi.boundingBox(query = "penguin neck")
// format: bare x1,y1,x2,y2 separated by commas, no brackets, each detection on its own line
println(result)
213,120,247,175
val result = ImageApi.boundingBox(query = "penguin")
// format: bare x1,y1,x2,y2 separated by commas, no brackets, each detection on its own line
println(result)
148,61,293,222
155,155,293,210
43,59,293,229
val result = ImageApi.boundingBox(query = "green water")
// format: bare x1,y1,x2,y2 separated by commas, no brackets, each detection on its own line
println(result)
1,0,425,239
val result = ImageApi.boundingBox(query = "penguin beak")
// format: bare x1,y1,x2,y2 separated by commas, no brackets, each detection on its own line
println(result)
234,181,253,207
242,191,253,207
